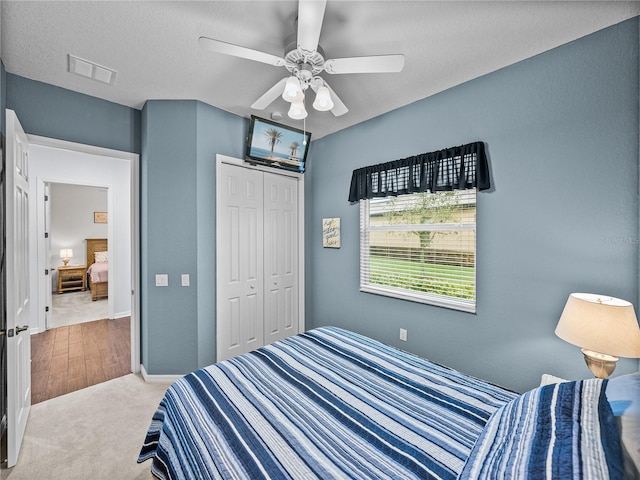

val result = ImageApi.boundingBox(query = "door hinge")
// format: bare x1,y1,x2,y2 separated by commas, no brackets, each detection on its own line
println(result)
44,232,49,238
45,306,49,312
44,195,49,201
45,268,49,275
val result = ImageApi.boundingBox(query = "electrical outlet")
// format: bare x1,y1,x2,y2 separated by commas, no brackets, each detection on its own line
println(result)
399,328,408,341
155,274,168,287
181,274,190,286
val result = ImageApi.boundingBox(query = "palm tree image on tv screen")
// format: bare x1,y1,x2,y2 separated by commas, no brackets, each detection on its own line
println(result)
246,117,311,173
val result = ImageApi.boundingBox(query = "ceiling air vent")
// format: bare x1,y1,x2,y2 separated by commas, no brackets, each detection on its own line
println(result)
68,54,117,85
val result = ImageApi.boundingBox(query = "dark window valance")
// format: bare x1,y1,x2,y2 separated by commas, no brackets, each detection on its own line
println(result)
348,141,490,202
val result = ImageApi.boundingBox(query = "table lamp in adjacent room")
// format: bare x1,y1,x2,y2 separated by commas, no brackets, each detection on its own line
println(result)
555,293,640,378
60,248,73,266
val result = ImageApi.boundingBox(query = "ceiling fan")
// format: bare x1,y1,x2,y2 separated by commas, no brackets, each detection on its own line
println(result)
198,0,405,119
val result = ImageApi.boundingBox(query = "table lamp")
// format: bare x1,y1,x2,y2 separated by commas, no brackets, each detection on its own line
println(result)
60,248,73,266
555,293,640,378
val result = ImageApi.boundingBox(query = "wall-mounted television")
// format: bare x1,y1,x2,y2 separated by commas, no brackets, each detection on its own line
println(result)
245,115,312,173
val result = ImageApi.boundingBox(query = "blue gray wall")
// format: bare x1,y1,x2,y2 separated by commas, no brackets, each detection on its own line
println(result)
141,100,246,374
306,18,640,393
141,101,199,374
6,75,140,153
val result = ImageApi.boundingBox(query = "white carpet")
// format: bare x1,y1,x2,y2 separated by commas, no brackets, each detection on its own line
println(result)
51,290,109,329
5,374,170,480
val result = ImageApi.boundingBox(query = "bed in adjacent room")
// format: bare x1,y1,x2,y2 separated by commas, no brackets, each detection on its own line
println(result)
85,238,108,301
138,326,628,480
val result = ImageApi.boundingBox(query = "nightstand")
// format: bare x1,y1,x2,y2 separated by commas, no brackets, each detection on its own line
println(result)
57,265,87,293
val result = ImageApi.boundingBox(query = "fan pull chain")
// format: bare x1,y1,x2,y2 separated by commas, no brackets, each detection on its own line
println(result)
301,117,307,173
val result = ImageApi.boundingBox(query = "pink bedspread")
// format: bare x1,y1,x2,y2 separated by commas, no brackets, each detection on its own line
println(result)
87,262,108,283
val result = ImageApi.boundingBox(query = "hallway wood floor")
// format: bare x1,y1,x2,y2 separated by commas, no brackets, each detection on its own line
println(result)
31,317,131,404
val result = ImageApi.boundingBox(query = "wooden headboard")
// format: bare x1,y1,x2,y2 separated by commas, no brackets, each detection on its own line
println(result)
86,238,108,267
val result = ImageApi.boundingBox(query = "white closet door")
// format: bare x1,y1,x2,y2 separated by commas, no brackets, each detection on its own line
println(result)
217,163,264,361
263,171,298,345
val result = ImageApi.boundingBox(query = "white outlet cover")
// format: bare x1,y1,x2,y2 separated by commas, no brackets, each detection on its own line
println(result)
181,274,190,286
155,274,168,287
399,328,408,341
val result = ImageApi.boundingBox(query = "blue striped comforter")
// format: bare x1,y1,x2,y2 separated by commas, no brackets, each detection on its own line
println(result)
459,379,623,480
138,327,516,479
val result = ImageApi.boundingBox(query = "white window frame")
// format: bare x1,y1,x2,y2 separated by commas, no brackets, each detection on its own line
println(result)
359,190,477,313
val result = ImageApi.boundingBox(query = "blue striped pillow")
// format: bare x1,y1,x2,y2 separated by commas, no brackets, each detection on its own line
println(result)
458,379,623,480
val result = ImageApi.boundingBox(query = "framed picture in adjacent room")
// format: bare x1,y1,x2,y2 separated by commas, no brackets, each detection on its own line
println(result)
94,212,107,223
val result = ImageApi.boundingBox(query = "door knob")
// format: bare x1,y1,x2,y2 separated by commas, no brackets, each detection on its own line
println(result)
250,285,255,289
15,325,29,334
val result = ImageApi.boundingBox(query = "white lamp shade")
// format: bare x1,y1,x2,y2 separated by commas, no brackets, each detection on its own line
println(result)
313,86,333,112
282,76,303,103
60,248,73,259
312,86,334,111
555,293,640,358
288,100,307,120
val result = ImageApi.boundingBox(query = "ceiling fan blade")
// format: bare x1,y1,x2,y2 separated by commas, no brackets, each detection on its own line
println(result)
251,77,289,110
199,36,285,67
324,82,348,117
297,0,326,52
324,54,405,74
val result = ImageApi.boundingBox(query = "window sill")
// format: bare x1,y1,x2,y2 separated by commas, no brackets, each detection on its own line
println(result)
360,284,476,313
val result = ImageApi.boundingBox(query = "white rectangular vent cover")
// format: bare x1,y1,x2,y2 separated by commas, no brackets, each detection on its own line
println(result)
68,54,117,85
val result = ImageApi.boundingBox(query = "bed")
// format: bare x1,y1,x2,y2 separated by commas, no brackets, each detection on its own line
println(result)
138,326,628,480
85,238,108,301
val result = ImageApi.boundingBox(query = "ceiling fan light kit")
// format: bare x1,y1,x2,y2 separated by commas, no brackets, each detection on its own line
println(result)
288,99,308,120
199,0,405,121
282,70,332,119
282,76,304,102
312,85,333,111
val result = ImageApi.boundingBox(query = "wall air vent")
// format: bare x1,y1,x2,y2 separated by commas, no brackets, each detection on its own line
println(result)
68,54,117,85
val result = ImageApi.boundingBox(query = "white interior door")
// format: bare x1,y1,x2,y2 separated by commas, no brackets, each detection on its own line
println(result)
217,163,264,361
6,109,31,468
263,172,298,345
44,183,52,329
38,181,53,330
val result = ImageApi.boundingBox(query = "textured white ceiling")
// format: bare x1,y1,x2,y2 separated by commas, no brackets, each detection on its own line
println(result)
2,1,639,139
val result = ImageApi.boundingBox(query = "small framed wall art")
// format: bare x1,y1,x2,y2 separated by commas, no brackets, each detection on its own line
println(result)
94,212,107,223
322,217,341,248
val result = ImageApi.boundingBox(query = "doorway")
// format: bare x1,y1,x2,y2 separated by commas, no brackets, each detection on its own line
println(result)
28,135,140,389
47,183,109,329
31,181,125,403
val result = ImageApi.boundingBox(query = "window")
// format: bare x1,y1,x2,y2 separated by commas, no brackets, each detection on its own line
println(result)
360,189,476,312
350,141,488,312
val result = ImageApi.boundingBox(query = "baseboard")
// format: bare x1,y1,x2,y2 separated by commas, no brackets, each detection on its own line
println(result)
112,311,131,320
140,364,183,384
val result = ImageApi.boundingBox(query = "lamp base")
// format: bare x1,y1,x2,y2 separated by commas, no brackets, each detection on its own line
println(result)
62,258,70,266
581,349,618,379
